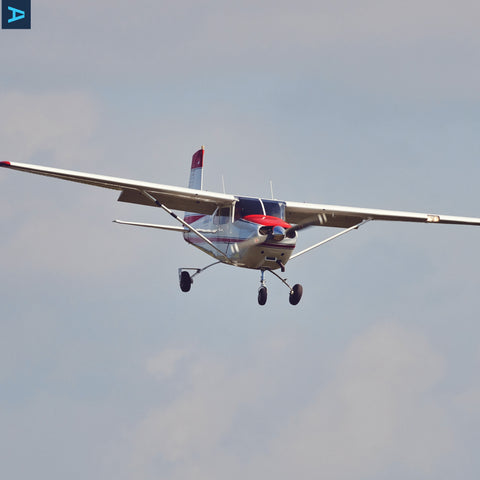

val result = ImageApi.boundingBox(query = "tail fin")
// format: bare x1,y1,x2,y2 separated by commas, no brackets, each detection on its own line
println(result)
188,146,204,190
184,147,205,224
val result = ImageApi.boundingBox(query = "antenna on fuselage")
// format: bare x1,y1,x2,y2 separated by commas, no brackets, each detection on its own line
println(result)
221,175,226,194
269,180,274,200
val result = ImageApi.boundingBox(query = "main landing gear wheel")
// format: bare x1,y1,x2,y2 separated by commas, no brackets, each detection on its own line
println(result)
180,271,192,292
258,286,268,306
258,269,303,306
289,284,303,305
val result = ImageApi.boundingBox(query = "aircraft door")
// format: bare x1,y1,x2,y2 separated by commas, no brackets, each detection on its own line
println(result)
213,206,232,232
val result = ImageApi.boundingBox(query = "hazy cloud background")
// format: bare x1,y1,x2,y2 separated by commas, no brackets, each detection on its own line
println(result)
1,1,480,479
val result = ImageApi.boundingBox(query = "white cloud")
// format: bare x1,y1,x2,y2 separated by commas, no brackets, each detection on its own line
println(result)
265,322,451,479
146,348,189,380
131,355,253,468
125,322,453,480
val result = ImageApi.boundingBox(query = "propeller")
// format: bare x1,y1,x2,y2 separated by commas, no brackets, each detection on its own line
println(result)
285,214,324,238
236,233,268,251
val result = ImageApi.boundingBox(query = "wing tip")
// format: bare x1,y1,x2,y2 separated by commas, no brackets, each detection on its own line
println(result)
0,161,11,167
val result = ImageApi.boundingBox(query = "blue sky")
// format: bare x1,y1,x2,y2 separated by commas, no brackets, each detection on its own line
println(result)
2,1,480,479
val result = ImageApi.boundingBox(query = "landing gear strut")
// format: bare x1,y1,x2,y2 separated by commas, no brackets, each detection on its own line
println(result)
258,270,268,305
178,261,221,293
178,262,303,306
257,268,303,306
180,271,192,292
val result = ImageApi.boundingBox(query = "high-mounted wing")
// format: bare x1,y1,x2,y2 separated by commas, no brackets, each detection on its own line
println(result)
285,201,480,228
3,160,480,227
0,161,234,214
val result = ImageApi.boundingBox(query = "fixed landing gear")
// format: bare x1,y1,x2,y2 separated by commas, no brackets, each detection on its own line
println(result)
257,269,303,306
289,284,303,305
180,271,192,292
178,262,221,293
258,286,268,305
178,263,303,306
258,270,268,305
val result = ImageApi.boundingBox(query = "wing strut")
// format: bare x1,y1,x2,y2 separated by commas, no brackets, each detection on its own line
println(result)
113,220,188,232
290,220,369,260
139,190,232,264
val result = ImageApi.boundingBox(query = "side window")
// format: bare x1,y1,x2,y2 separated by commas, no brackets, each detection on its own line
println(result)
214,206,231,225
218,207,231,224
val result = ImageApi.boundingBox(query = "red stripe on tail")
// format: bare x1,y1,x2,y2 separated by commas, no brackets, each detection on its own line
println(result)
191,147,204,169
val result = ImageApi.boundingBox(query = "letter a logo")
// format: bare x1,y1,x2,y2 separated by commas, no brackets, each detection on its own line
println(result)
2,0,30,29
8,6,25,23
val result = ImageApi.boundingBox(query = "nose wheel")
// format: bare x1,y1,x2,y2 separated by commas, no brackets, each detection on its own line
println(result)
258,286,268,305
258,270,268,305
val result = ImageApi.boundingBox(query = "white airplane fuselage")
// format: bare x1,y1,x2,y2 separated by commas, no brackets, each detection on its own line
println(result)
183,198,297,270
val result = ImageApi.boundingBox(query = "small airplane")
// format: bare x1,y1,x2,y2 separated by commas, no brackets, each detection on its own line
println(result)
2,147,480,306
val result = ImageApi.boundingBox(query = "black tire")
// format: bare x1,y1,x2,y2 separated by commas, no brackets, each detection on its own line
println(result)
289,284,303,305
180,271,192,292
258,286,267,306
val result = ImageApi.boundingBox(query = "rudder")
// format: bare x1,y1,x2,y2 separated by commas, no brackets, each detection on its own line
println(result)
184,146,205,223
188,146,204,190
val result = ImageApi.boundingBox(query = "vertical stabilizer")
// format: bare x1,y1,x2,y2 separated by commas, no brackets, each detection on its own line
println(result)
184,146,205,223
188,146,204,190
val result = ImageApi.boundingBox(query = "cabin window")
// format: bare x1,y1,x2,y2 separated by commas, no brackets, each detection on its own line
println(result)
235,198,263,219
217,207,231,224
214,206,231,224
262,200,286,220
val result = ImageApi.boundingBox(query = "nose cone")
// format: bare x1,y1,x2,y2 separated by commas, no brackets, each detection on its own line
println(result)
272,225,285,241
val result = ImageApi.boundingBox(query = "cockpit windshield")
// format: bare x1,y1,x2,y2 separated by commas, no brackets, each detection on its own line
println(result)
235,198,263,219
234,197,286,220
262,200,285,219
